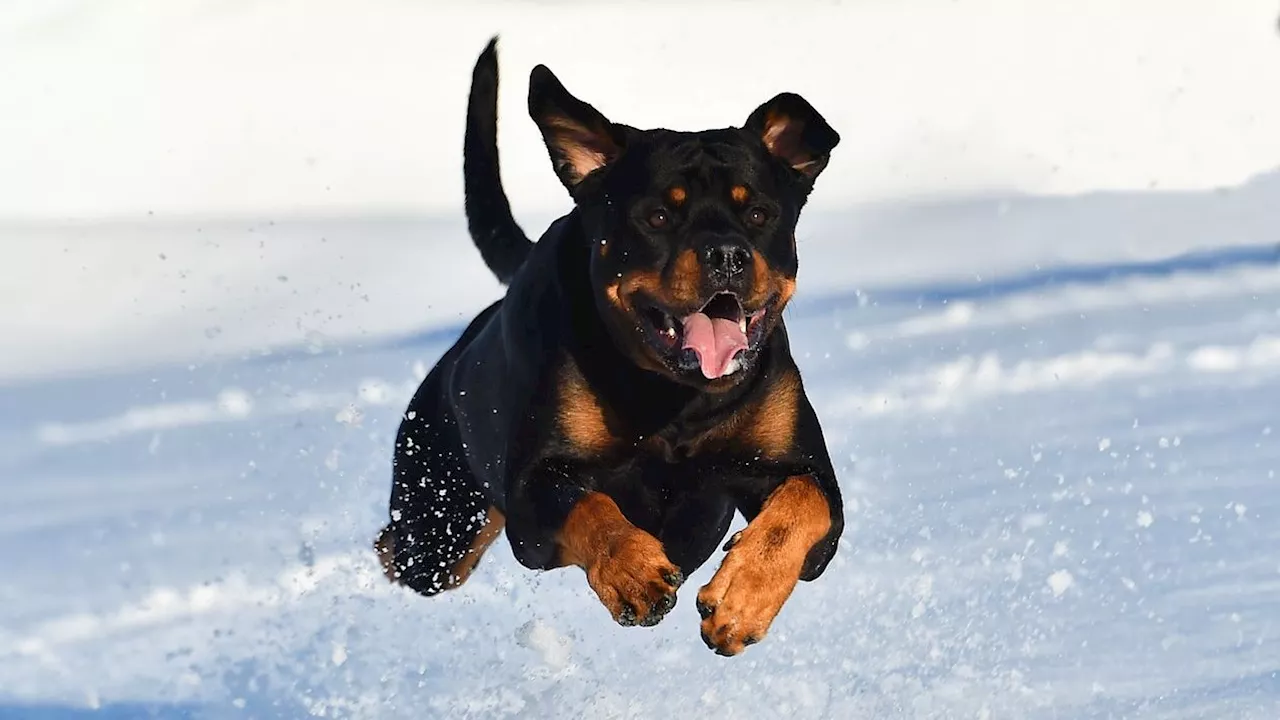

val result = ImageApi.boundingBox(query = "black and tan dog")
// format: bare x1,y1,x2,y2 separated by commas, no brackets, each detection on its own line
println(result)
375,37,844,657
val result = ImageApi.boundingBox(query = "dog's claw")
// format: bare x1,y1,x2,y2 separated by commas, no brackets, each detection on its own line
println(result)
617,604,638,626
722,531,743,552
696,598,715,619
636,586,678,627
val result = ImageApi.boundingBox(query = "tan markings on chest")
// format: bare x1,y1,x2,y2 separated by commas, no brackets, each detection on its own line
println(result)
642,369,801,461
557,361,617,455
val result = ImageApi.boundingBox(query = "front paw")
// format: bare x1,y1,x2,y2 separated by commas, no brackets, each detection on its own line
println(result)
697,476,832,655
586,531,684,627
695,529,804,656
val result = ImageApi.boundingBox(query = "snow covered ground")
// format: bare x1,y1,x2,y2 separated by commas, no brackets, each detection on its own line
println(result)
4,181,1280,718
4,1,1280,718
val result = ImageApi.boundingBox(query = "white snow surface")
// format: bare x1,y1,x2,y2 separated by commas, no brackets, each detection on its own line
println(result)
4,2,1280,718
5,195,1280,719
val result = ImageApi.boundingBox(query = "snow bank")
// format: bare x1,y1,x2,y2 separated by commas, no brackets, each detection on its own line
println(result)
2,0,1279,221
3,0,1280,384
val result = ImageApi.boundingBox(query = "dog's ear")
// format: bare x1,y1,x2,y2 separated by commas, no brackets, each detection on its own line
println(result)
744,93,840,181
528,65,625,192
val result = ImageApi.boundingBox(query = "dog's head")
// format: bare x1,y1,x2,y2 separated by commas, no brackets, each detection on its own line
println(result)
529,64,839,390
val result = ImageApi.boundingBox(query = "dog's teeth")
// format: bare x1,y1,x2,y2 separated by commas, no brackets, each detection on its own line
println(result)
738,318,748,334
665,326,677,339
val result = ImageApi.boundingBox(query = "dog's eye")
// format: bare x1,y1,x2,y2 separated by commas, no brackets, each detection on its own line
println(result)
647,209,670,229
746,207,769,227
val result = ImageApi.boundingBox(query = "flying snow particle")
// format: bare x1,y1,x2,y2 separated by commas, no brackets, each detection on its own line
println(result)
1047,569,1074,597
1137,511,1154,528
515,619,572,670
1098,438,1111,452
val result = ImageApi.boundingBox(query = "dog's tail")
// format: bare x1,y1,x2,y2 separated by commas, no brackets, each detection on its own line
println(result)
463,36,533,286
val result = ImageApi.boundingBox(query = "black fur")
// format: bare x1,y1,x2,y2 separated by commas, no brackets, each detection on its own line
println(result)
463,38,532,285
379,37,845,623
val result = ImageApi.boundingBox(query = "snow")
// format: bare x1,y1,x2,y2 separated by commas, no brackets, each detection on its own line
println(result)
1046,570,1075,598
3,0,1280,221
4,1,1280,718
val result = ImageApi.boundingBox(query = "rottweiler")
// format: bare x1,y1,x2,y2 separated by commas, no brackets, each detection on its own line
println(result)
376,37,844,657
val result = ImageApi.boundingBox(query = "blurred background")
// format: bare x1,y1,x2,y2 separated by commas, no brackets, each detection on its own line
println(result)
5,0,1280,382
2,1,1280,717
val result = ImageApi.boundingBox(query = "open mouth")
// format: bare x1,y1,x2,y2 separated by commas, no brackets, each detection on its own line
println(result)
639,292,772,380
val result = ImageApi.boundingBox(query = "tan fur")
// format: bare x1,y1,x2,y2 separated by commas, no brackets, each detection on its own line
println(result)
544,115,616,184
696,476,831,655
557,492,682,624
557,361,616,454
747,371,799,458
444,506,506,588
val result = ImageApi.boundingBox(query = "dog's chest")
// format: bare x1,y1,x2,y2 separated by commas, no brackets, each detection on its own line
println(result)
636,418,743,464
555,358,800,467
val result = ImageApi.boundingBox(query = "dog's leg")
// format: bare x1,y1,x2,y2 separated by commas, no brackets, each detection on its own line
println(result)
378,363,504,596
443,505,506,589
695,475,832,656
374,523,399,582
653,492,736,579
376,505,505,592
556,492,685,627
375,488,490,597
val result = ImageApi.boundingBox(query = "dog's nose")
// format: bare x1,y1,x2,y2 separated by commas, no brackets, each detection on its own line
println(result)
701,240,751,282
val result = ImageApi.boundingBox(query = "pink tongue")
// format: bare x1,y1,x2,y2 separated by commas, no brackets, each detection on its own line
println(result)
681,312,748,379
